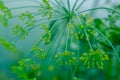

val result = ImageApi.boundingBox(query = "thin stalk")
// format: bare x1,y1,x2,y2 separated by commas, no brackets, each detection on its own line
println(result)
49,22,67,62
55,0,68,13
27,20,66,57
13,17,57,43
94,28,120,62
84,29,93,50
10,6,40,11
10,11,40,18
41,25,65,70
59,0,67,10
75,0,87,11
46,20,67,61
30,19,65,53
50,16,67,33
27,17,58,31
59,0,66,6
67,0,70,11
65,28,70,51
72,0,78,11
78,7,120,15
3,0,40,4
72,47,79,79
75,11,119,62
54,8,66,15
27,16,66,32
53,1,66,13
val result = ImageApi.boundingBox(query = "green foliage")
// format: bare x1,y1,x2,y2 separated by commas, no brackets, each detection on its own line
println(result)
12,24,28,39
0,38,17,52
55,51,76,65
0,0,12,26
12,58,37,80
19,10,36,27
12,11,36,40
68,14,96,41
40,24,51,44
40,0,53,19
31,46,46,60
1,0,120,80
80,49,109,69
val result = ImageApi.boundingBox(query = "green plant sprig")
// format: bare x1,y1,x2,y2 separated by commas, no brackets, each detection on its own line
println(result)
0,38,17,52
80,49,109,69
0,0,12,26
1,0,120,79
76,13,120,62
75,0,87,11
78,7,120,15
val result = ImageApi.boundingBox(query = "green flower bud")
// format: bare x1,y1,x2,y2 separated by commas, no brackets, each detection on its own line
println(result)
12,24,28,39
19,11,36,27
80,49,109,69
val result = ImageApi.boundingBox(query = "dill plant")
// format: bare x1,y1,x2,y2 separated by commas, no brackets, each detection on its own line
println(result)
0,0,120,80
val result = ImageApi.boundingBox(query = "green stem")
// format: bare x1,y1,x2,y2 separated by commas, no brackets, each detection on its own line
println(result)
84,29,93,50
11,11,40,18
28,19,66,56
13,17,56,43
67,0,70,11
75,0,87,11
3,0,40,4
47,20,67,60
72,48,79,79
55,0,68,13
50,16,67,33
41,26,65,72
54,9,66,15
10,6,40,11
72,0,78,11
59,0,67,10
50,0,66,13
65,28,70,51
78,7,120,15
27,17,58,31
49,22,67,62
75,11,120,62
94,28,120,62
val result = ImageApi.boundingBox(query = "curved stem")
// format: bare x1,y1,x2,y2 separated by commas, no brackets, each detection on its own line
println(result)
75,11,119,62
50,16,67,33
54,8,66,15
84,29,93,50
59,0,67,10
65,28,70,51
72,0,78,11
47,20,67,60
75,0,87,11
67,0,70,11
50,1,66,14
72,48,79,79
10,6,40,11
49,23,67,62
12,18,54,43
28,18,64,53
94,27,120,62
10,11,40,18
55,0,68,13
78,7,120,15
27,18,57,31
3,0,40,4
